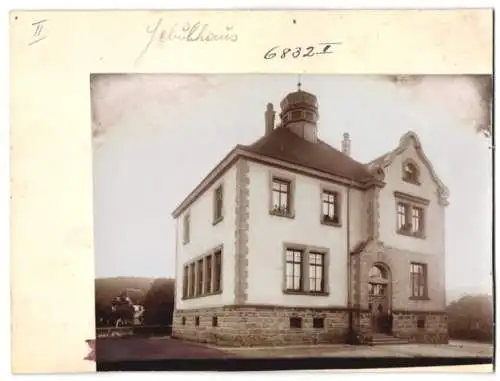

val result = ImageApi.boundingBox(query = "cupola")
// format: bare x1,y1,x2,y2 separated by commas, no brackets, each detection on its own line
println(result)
279,82,319,143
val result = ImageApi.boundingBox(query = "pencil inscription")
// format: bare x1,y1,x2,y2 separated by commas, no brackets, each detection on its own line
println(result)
137,18,238,62
28,19,48,46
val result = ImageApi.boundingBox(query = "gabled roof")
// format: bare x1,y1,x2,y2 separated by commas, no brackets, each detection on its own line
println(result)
365,131,450,206
240,127,377,184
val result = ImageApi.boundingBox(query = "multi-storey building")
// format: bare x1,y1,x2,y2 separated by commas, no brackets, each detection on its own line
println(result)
171,86,449,346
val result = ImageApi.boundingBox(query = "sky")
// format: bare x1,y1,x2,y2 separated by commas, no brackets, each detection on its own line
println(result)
91,74,493,300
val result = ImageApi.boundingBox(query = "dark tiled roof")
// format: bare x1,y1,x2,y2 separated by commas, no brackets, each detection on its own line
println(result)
240,127,376,183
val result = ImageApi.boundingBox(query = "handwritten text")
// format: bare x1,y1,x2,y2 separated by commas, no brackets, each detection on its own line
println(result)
137,18,238,62
263,42,341,60
29,19,48,46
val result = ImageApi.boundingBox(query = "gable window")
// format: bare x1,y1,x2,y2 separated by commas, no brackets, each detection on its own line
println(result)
309,252,325,293
271,177,293,217
402,161,420,184
182,265,189,299
395,192,428,238
213,185,223,224
321,189,340,225
410,263,428,299
183,213,190,244
284,245,329,296
213,250,222,293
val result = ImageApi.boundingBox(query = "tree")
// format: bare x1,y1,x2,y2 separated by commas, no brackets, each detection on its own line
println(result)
143,278,175,326
447,294,493,343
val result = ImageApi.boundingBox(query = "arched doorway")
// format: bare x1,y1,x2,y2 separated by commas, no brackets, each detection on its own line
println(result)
368,264,391,334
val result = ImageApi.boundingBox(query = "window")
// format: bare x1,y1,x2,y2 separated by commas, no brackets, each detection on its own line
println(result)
417,316,426,329
309,252,325,293
196,259,203,296
183,247,222,300
195,316,200,326
321,190,340,225
410,263,428,299
189,263,196,297
313,317,324,329
213,185,223,223
290,110,303,119
286,248,303,291
403,161,420,184
183,213,190,244
271,178,292,216
212,316,218,327
411,207,424,235
182,316,186,325
213,250,222,293
397,201,425,237
290,317,302,329
205,255,212,294
369,283,385,296
284,246,329,295
182,266,188,298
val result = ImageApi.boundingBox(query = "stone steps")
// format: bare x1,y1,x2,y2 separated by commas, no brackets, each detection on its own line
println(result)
368,334,409,345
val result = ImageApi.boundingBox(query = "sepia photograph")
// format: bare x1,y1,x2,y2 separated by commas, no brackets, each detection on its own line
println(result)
91,74,493,370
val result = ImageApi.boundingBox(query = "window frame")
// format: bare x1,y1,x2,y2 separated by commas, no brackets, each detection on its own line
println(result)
402,159,421,185
394,191,429,239
282,243,329,296
182,244,223,300
213,183,224,225
182,265,189,299
409,262,429,300
183,212,190,244
320,186,342,227
269,172,296,219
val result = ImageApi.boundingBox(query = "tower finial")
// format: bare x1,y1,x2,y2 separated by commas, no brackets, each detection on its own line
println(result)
297,74,302,91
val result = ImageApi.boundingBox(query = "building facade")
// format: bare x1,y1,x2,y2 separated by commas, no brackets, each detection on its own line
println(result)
171,87,449,346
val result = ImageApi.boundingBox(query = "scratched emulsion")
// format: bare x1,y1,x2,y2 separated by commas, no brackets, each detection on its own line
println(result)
381,75,492,138
90,74,232,146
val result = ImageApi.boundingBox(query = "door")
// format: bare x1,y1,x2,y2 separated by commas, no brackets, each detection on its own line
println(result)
368,282,390,333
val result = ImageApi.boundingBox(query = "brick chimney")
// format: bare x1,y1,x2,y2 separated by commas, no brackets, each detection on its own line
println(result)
265,103,275,135
342,132,351,156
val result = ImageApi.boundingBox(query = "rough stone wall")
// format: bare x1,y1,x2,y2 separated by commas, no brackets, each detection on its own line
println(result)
392,310,448,343
172,306,349,347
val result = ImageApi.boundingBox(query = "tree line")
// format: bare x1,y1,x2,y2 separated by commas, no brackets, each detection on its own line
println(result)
95,277,175,327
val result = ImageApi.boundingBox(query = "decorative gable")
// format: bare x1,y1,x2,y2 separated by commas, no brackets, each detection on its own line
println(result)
366,131,449,206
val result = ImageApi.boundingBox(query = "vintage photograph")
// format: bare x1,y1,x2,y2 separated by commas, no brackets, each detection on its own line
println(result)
90,74,493,370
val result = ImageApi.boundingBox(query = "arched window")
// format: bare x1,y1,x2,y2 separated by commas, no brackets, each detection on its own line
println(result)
402,161,420,184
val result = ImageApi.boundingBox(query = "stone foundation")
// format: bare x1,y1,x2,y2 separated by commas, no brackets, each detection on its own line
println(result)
392,310,449,344
172,305,350,347
173,306,448,346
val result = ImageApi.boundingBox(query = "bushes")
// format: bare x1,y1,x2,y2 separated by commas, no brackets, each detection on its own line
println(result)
447,294,493,343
